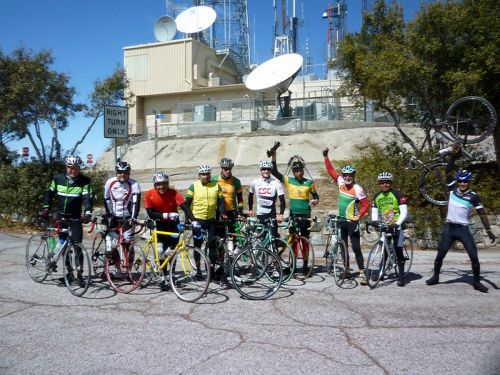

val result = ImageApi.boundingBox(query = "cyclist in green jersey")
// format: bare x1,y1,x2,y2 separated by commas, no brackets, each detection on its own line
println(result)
270,148,319,274
371,172,409,286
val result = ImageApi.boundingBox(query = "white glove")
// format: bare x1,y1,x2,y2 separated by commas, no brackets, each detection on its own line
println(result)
162,212,179,220
191,221,201,229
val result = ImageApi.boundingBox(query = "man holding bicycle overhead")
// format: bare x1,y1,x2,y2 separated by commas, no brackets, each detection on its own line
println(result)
186,164,226,279
323,147,370,285
248,160,286,240
269,149,319,273
371,172,409,287
40,155,93,282
426,155,496,292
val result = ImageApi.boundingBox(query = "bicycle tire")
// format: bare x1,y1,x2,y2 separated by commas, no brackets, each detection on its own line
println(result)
105,243,146,294
230,247,283,300
445,96,497,144
366,242,385,289
333,239,349,287
419,162,458,206
63,243,92,297
142,242,161,288
26,233,50,283
395,237,414,277
292,236,314,280
170,246,210,302
268,238,295,284
91,232,106,279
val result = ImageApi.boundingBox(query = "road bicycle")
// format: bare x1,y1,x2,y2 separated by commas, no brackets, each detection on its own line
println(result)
322,214,350,287
282,216,316,280
91,218,147,294
365,221,414,289
141,220,211,302
402,96,496,205
26,216,93,297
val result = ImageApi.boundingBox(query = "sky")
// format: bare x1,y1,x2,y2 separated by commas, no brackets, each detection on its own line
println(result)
0,0,427,162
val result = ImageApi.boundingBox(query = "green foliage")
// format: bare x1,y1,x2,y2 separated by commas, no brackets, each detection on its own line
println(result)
0,162,109,226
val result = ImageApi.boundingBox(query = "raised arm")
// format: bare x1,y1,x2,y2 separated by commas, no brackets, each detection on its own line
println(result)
323,147,339,182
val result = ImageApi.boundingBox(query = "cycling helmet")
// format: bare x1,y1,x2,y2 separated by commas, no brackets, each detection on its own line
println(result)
341,165,356,174
198,164,211,174
291,160,305,170
220,157,234,169
115,161,131,172
152,172,169,184
456,169,472,182
259,160,273,170
64,155,82,166
377,172,393,182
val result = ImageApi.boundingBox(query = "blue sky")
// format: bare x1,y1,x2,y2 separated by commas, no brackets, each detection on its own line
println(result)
0,0,426,161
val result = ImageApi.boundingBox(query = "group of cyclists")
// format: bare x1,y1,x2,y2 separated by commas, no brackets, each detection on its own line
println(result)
40,143,496,293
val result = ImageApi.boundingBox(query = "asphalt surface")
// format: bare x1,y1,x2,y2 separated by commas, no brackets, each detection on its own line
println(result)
1,231,499,375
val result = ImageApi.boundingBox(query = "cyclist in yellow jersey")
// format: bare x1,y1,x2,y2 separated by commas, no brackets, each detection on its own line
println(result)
186,164,226,279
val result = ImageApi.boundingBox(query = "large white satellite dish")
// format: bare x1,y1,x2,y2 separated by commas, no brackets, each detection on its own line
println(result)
245,53,304,95
154,15,177,42
175,6,216,34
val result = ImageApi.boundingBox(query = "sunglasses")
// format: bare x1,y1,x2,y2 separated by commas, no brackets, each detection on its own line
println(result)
261,168,271,171
379,181,392,185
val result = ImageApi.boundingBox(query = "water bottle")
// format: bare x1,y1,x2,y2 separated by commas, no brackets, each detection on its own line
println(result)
48,236,56,256
233,243,241,256
105,234,114,253
54,239,65,254
227,239,234,255
438,146,454,156
157,243,164,258
164,246,174,258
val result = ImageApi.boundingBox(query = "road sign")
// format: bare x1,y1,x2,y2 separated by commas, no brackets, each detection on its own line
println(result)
104,105,128,139
21,147,29,157
86,154,93,164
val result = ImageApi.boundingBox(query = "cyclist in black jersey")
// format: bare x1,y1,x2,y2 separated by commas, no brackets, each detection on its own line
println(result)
426,153,496,293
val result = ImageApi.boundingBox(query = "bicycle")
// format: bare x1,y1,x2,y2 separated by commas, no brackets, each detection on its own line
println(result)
322,214,350,287
365,221,414,289
94,218,147,294
26,216,93,297
282,216,316,280
141,220,211,303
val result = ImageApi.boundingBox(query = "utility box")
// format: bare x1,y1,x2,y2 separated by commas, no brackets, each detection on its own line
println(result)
194,104,216,122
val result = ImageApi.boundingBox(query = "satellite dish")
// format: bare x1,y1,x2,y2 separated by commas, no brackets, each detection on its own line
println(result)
175,6,216,34
154,15,177,42
245,53,304,95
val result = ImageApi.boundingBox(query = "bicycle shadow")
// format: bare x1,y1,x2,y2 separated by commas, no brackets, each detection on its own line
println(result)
440,268,499,290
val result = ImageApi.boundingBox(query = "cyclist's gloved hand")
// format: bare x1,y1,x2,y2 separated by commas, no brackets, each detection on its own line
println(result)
168,212,179,221
388,223,399,232
487,230,496,244
82,214,92,224
191,220,201,229
39,209,49,218
322,147,329,157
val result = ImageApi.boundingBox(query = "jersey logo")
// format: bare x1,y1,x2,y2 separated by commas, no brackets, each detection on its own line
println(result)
258,187,272,195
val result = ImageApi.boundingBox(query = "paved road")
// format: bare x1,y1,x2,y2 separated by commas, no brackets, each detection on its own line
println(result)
1,231,499,374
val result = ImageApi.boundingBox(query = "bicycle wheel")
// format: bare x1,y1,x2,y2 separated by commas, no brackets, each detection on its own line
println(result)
170,246,210,302
332,239,349,287
26,233,50,283
366,242,386,289
270,238,295,284
231,247,283,300
142,242,161,287
106,243,146,294
395,237,414,277
445,96,497,144
91,233,106,279
419,162,457,206
63,243,92,297
293,236,314,280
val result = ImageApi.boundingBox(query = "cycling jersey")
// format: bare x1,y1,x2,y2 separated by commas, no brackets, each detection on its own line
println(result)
324,158,369,220
248,177,285,216
144,188,186,222
372,189,408,224
211,175,243,211
43,172,92,217
186,180,223,220
446,185,483,226
104,177,141,219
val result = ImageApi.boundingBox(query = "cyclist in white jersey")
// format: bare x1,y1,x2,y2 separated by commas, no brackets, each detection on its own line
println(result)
427,152,496,293
248,161,286,238
104,161,141,241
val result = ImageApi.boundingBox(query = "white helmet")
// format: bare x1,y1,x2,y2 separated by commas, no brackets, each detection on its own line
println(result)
152,172,169,183
377,171,393,182
341,165,356,174
259,160,273,170
64,155,82,166
198,164,211,174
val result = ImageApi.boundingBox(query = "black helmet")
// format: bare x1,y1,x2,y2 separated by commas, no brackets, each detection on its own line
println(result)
115,161,131,172
291,160,304,170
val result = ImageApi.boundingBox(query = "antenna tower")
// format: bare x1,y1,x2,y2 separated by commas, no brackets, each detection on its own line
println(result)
322,0,347,63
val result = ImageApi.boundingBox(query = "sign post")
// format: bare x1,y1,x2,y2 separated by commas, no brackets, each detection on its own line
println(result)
104,105,128,162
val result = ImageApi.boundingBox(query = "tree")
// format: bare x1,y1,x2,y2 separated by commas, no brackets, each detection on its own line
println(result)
0,48,83,163
335,0,500,169
70,66,134,155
